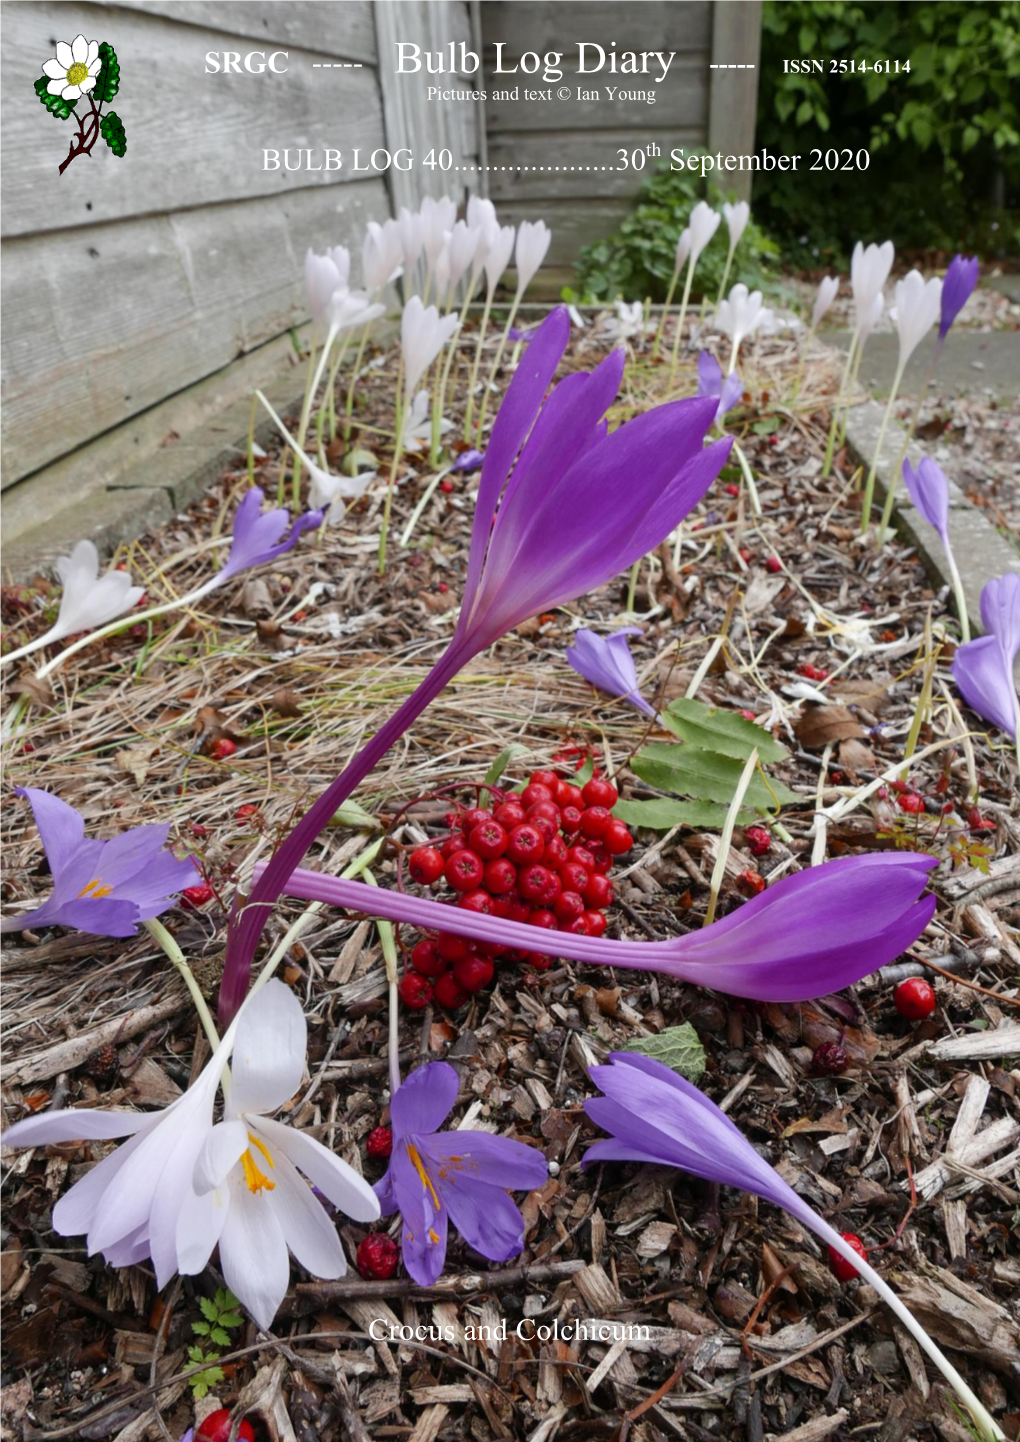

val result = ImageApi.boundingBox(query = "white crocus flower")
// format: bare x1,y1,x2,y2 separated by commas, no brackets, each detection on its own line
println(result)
362,220,403,295
812,275,839,329
304,247,351,334
687,201,721,267
674,227,691,275
397,206,424,274
484,224,516,293
850,240,894,332
891,270,943,368
2,539,145,671
325,286,383,336
402,390,451,453
715,283,773,372
446,219,480,291
178,982,379,1329
43,34,102,100
308,467,375,525
602,300,648,342
514,220,552,293
432,240,452,303
400,296,459,400
859,291,884,340
467,195,497,233
722,200,750,251
420,195,457,271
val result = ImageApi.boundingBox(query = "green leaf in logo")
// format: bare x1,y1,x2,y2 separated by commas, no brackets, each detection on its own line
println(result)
94,41,121,103
100,112,127,157
34,74,78,121
622,1023,707,1082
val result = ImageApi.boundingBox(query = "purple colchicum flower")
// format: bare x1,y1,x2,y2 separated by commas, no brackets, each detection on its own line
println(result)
375,1062,548,1285
566,628,658,719
696,352,743,428
952,572,1020,741
221,305,730,1021
256,852,936,1004
901,456,970,642
583,1053,1002,1442
452,448,485,474
938,254,979,344
215,487,324,583
1,789,198,938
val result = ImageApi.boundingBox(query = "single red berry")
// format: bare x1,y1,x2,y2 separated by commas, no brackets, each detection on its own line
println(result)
526,952,553,970
529,770,559,792
828,1233,868,1283
725,482,740,498
399,973,432,1010
966,807,996,832
519,865,552,903
567,845,596,871
559,805,583,833
506,824,544,864
538,870,562,905
890,779,909,794
483,858,517,894
458,889,493,914
436,931,469,963
583,873,613,909
443,809,463,829
583,777,619,809
894,977,936,1021
603,821,633,856
739,869,766,895
897,792,926,815
579,806,611,839
558,861,588,894
494,801,526,830
502,893,531,923
196,1410,256,1442
555,780,584,809
462,807,490,833
468,820,508,860
589,843,612,874
529,908,558,931
410,939,447,978
563,914,592,935
181,883,214,910
527,800,560,827
434,971,469,1009
526,809,558,844
445,849,484,891
210,737,236,760
765,556,782,574
738,547,753,564
812,1040,849,1075
583,910,608,937
744,825,772,858
739,708,756,721
436,582,449,593
454,954,494,993
544,835,568,866
235,803,259,822
357,1233,399,1280
440,835,463,860
366,1126,393,1159
409,847,444,886
554,891,584,924
521,782,553,809
190,822,209,837
439,479,454,494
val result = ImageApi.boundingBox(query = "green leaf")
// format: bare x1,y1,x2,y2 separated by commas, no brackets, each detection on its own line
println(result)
34,74,77,120
574,756,596,788
483,744,529,793
218,1311,243,1330
622,1023,706,1082
191,1320,210,1336
662,699,789,764
612,796,752,831
94,41,120,103
210,1326,231,1347
198,1296,218,1322
631,743,798,811
328,798,379,829
100,111,127,157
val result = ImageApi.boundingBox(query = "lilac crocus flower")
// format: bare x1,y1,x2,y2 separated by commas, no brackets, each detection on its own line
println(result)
696,352,743,428
952,572,1020,742
257,852,936,1004
221,305,730,1019
1,788,198,937
584,1053,1003,1442
375,1062,547,1285
938,254,979,344
215,487,324,583
452,448,485,474
901,456,970,641
566,628,657,719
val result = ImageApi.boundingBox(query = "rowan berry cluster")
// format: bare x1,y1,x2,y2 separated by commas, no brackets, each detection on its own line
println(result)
398,765,633,1011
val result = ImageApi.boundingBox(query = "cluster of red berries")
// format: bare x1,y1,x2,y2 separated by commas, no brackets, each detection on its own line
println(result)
797,662,830,682
397,769,633,1012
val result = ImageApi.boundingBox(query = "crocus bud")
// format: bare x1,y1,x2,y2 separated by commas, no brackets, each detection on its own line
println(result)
812,275,839,329
400,295,460,398
892,270,942,368
447,219,480,288
398,206,424,270
722,200,750,251
484,224,516,292
467,195,497,232
688,201,721,265
939,254,979,343
851,240,894,332
305,248,346,331
514,220,552,293
674,227,691,274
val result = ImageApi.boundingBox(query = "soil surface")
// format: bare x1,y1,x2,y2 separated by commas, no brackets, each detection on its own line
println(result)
2,310,1018,1442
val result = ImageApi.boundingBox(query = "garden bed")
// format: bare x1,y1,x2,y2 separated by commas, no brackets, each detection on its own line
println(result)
2,314,1018,1442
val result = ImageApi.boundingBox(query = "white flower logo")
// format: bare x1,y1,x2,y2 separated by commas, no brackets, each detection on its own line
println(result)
43,34,102,101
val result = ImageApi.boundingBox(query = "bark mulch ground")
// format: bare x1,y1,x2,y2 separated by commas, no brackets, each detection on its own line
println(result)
2,312,1018,1442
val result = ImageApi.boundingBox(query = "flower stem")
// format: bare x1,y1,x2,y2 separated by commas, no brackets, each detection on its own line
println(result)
731,440,762,518
625,558,641,615
464,288,495,439
293,323,339,505
861,360,905,536
342,322,373,440
432,294,472,465
668,261,696,388
715,246,735,308
945,550,971,644
790,322,815,405
143,918,221,1054
704,748,758,927
653,268,681,358
475,290,523,443
378,393,404,575
822,332,857,479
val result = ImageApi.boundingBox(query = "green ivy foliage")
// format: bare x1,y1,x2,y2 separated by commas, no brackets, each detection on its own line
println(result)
100,112,127,157
94,41,121,104
756,1,1020,262
34,74,77,121
568,164,780,305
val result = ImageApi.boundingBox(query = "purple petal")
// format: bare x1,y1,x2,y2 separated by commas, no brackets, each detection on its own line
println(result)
979,571,1020,659
566,629,657,718
938,255,979,342
218,488,324,581
696,350,722,399
13,788,85,876
953,635,1019,739
389,1139,448,1284
424,1130,548,1192
389,1061,458,1139
453,448,485,474
902,457,950,548
437,1173,530,1263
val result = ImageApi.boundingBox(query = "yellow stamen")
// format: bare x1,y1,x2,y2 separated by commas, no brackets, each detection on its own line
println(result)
77,878,114,899
406,1143,441,1211
66,61,89,85
241,1131,276,1193
428,1229,440,1244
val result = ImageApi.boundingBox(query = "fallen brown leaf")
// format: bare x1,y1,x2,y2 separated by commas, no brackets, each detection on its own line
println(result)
794,705,864,749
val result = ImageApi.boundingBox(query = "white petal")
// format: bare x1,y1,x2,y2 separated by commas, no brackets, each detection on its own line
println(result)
46,79,65,95
176,1183,230,1274
52,1121,161,1237
218,1174,291,1330
55,41,73,67
86,39,99,66
43,58,66,78
71,34,89,63
61,84,82,100
79,75,97,93
102,1223,151,1268
3,1106,150,1149
194,1119,247,1194
230,979,306,1117
256,1116,380,1223
270,1150,347,1279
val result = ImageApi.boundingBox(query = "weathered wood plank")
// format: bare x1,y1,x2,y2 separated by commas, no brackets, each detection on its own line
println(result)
486,129,702,200
109,0,378,62
2,4,385,237
484,56,708,132
480,3,712,56
1,180,388,486
708,0,762,200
